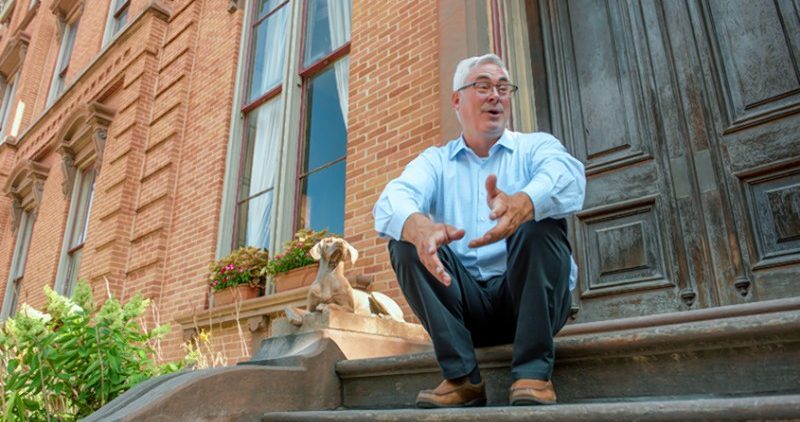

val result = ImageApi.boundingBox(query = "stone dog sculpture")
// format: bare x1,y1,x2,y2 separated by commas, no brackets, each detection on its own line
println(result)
285,237,404,326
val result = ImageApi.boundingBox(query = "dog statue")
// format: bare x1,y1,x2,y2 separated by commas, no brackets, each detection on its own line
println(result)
284,237,404,326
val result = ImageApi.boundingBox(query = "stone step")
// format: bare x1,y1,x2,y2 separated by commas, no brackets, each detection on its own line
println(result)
263,393,800,421
335,298,800,409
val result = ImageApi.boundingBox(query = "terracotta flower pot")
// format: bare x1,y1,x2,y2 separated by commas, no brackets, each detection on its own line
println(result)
273,265,317,292
214,284,260,307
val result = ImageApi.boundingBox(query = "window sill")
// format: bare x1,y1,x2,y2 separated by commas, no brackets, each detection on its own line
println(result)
174,286,309,340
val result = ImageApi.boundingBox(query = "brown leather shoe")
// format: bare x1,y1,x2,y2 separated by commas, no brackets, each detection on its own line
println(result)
416,378,487,408
509,379,557,405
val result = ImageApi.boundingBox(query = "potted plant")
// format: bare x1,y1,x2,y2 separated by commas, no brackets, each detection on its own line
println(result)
209,246,270,307
267,228,330,293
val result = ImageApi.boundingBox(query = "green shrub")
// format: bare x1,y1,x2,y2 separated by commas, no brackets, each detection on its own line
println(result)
0,281,180,421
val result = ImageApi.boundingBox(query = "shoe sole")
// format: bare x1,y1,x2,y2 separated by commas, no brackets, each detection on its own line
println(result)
510,397,556,406
416,397,487,409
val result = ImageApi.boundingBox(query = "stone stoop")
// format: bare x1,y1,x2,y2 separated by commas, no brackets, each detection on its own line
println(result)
86,309,432,421
262,394,800,421
335,299,800,409
264,298,800,420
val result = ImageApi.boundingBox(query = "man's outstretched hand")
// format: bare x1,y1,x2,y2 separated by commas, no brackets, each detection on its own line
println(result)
402,213,465,286
468,174,535,248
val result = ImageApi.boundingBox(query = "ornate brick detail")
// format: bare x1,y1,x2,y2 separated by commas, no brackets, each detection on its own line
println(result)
56,102,115,197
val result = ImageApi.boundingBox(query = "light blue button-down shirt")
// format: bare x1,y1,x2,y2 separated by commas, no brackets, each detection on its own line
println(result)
373,130,586,290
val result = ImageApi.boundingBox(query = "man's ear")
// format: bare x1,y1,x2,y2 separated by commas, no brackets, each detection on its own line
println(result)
451,90,460,112
309,240,323,261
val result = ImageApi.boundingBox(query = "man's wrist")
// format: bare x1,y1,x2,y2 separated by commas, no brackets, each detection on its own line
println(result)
514,192,535,222
401,213,431,243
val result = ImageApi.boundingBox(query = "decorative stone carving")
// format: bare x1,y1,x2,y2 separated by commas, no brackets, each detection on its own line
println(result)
50,0,83,37
0,32,30,79
3,159,50,231
228,0,241,13
60,152,75,197
57,101,115,197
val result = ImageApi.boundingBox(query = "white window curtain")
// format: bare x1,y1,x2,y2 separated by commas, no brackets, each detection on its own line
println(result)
255,6,289,98
246,97,283,247
327,0,351,127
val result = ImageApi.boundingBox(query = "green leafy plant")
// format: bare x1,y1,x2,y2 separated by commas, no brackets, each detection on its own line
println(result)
208,246,270,292
0,282,180,421
265,228,332,276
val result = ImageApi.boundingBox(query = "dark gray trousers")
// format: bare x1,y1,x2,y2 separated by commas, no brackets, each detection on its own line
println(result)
388,218,572,381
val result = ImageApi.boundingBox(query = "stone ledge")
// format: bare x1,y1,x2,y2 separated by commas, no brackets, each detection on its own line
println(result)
272,308,429,343
263,393,800,421
174,287,309,333
264,310,431,361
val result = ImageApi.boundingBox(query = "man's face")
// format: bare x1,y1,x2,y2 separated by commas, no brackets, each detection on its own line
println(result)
452,63,511,143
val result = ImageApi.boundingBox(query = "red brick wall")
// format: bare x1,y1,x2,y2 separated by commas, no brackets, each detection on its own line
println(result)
0,0,447,364
346,0,441,319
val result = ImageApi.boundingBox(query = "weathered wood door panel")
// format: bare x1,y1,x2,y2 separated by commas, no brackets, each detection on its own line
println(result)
529,0,800,322
695,0,800,302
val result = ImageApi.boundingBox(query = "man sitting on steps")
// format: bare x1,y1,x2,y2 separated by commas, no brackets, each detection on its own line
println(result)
373,54,586,408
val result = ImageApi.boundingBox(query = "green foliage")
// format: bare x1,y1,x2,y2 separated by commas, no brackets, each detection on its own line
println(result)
208,246,270,292
0,282,181,421
265,228,333,276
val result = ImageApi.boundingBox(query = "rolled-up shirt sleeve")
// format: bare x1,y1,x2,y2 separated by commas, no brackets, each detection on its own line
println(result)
520,134,586,221
373,149,439,240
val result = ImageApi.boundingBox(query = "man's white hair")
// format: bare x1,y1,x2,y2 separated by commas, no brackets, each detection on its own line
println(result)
452,54,509,92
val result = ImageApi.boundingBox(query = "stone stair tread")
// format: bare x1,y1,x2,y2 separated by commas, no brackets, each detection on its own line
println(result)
263,394,800,421
337,305,800,378
336,305,800,408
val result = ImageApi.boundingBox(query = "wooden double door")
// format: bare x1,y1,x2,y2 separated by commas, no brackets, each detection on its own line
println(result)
526,0,800,322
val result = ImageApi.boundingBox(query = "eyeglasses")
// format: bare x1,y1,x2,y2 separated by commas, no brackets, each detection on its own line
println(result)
457,81,519,97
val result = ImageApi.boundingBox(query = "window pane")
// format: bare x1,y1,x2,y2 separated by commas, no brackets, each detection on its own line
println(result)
69,170,95,247
304,66,347,172
12,212,34,279
115,8,128,32
247,4,289,102
298,160,345,235
236,190,273,249
303,0,351,68
59,22,79,74
239,97,282,200
8,281,21,317
64,249,82,297
258,0,284,18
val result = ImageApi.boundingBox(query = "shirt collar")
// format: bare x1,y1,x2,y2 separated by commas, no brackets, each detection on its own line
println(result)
449,130,515,160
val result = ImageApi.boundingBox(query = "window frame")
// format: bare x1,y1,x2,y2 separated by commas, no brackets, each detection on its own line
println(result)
101,0,129,46
47,17,79,106
54,166,95,296
220,0,351,260
0,73,18,139
1,209,35,319
291,0,350,235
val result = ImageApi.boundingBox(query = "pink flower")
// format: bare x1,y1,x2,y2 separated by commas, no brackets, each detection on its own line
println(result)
226,264,235,270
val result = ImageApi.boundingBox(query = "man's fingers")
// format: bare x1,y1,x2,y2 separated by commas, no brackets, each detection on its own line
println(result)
489,200,508,220
446,226,466,241
485,174,501,200
422,253,451,286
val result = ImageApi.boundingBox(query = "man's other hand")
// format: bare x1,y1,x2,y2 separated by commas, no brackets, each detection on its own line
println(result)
402,213,465,286
468,174,534,248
